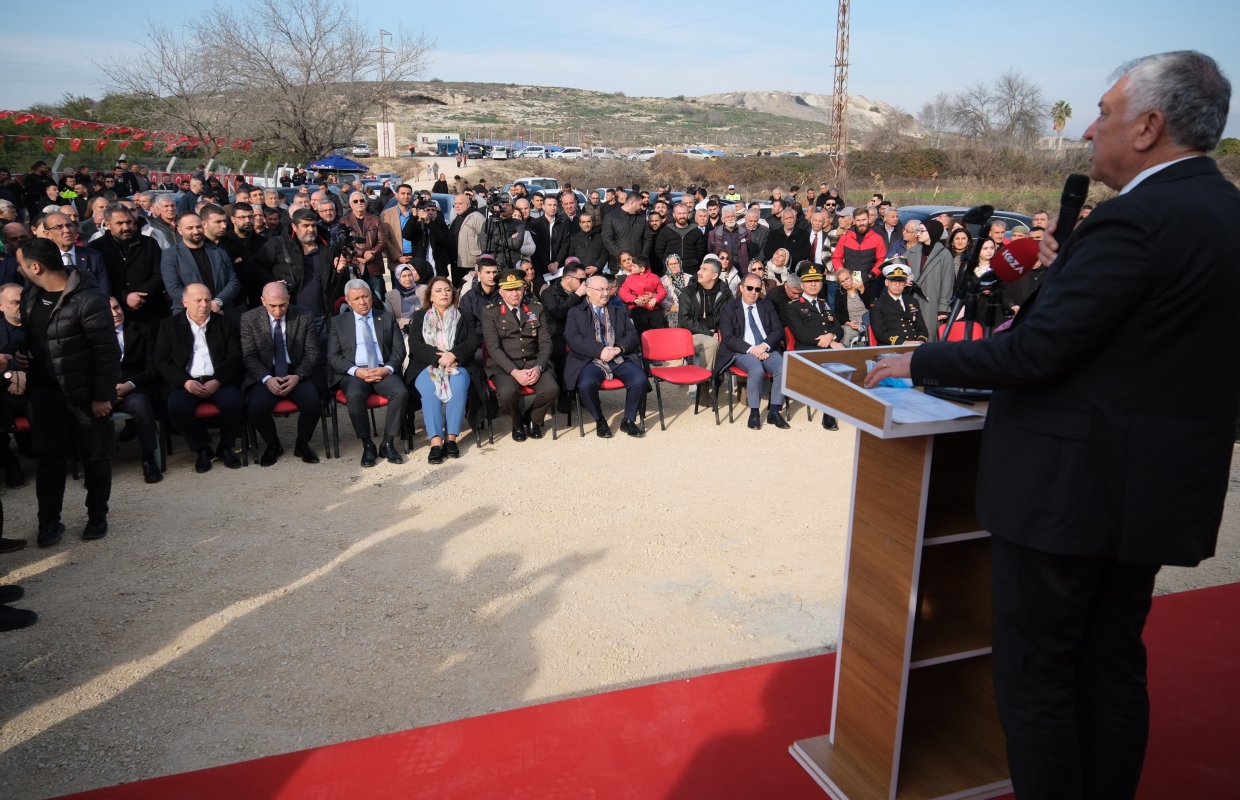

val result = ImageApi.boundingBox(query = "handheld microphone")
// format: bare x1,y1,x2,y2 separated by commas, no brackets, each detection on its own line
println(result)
988,238,1041,284
1054,173,1091,250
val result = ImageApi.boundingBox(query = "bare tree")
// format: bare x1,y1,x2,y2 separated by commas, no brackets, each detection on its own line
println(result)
916,92,953,148
95,23,246,156
865,109,911,153
199,0,434,158
993,70,1047,144
948,82,997,141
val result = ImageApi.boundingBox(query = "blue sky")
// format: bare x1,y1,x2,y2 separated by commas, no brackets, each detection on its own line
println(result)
2,0,1237,138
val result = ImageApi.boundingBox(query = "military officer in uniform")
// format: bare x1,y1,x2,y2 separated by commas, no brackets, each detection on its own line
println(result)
870,259,929,346
786,263,846,430
482,268,559,441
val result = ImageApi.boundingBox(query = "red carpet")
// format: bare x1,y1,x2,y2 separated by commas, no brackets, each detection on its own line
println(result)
63,583,1240,800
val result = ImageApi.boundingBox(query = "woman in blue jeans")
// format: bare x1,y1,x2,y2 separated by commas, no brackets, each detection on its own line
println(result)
404,276,481,464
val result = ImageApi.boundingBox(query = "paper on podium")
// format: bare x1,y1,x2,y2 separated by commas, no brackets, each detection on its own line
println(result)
869,387,983,425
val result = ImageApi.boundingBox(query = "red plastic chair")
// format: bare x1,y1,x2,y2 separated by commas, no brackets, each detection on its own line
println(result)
13,416,29,433
246,397,333,460
938,320,986,341
331,389,412,458
161,401,250,466
481,343,558,442
641,329,715,430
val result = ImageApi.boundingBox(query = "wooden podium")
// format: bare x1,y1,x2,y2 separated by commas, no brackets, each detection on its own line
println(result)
781,346,1012,800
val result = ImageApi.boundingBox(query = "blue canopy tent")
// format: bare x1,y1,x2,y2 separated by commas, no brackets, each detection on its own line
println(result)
306,154,368,172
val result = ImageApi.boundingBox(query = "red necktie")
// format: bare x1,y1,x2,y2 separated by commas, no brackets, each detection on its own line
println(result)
810,233,819,261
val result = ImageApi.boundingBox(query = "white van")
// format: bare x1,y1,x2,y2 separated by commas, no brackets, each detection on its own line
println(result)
490,146,509,160
627,148,658,161
590,147,620,160
552,147,585,160
517,146,548,159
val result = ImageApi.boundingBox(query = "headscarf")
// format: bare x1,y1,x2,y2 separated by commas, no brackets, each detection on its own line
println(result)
919,219,945,268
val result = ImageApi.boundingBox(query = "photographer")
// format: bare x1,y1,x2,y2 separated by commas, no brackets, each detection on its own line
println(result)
401,199,453,278
479,193,532,272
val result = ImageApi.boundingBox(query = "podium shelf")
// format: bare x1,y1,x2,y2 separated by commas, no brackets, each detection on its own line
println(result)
912,537,992,669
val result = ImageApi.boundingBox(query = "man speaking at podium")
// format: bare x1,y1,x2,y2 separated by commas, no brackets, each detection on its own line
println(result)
866,52,1237,800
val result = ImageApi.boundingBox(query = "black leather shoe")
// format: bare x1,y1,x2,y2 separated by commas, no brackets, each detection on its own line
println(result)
142,460,163,483
195,447,214,473
4,460,23,488
0,538,26,554
379,442,404,464
527,421,543,440
0,585,23,603
37,522,64,548
360,441,378,467
82,516,108,540
218,445,242,469
767,409,790,429
0,604,37,632
444,441,460,459
595,419,613,438
747,409,762,430
822,414,839,431
621,419,645,438
294,441,320,464
511,423,527,442
259,441,284,467
427,445,445,464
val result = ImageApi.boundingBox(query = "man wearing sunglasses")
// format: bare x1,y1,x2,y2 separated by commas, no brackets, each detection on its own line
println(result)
341,191,389,300
719,273,789,430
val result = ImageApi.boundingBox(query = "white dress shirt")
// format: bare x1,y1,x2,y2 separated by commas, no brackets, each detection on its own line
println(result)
116,325,136,389
1119,155,1200,195
187,313,215,377
741,300,767,347
808,228,829,264
347,310,384,376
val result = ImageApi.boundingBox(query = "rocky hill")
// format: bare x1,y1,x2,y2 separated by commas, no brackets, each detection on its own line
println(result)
368,81,913,154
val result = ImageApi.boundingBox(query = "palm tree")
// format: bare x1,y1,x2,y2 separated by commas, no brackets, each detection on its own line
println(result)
1051,100,1072,150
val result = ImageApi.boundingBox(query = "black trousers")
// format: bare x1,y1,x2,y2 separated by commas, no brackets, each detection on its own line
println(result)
490,370,558,426
247,380,322,446
629,306,665,334
114,390,158,454
28,385,112,527
991,536,1160,800
0,391,30,463
166,385,245,452
577,360,648,423
339,373,407,439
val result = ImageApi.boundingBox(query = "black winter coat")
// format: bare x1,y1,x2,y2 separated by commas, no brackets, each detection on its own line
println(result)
567,229,608,272
20,269,120,406
601,208,651,266
92,232,168,327
675,278,733,337
654,224,707,275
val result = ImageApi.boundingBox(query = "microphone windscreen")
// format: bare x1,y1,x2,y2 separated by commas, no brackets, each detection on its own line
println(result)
990,238,1041,283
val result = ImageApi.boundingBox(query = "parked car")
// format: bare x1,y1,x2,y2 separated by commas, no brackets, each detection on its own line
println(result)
490,146,510,160
504,177,562,196
352,142,371,157
777,151,805,158
671,148,718,161
590,147,621,160
552,147,585,160
627,148,658,161
517,146,549,159
463,143,485,159
897,205,1033,239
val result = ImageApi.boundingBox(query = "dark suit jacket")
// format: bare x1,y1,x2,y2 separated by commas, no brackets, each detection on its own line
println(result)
118,321,159,391
562,302,640,390
719,297,785,361
763,226,810,266
93,233,167,326
910,156,1240,567
239,305,320,389
69,246,110,298
154,311,244,391
326,305,406,386
528,215,571,273
160,242,242,316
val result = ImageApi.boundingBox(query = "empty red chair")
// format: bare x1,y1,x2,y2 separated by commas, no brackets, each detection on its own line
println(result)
641,329,716,430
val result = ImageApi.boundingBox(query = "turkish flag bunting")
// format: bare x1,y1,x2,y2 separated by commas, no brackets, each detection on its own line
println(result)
132,130,147,140
13,113,35,125
42,137,56,152
34,115,54,124
70,138,83,152
71,120,89,129
0,111,13,120
118,126,133,135
118,140,131,150
103,126,120,136
143,141,155,152
14,136,32,142
165,142,177,153
96,139,109,151
51,118,70,129
0,135,5,142
242,139,253,152
231,138,243,149
86,122,104,130
178,135,190,144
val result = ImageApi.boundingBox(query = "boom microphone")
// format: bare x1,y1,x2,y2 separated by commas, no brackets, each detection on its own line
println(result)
987,238,1041,284
1054,173,1091,250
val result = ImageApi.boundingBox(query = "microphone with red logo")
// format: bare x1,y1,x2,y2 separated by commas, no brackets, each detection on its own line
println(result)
986,237,1041,284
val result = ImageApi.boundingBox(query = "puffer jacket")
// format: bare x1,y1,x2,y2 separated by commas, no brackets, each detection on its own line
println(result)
676,276,733,339
601,207,651,267
20,269,120,406
654,223,707,275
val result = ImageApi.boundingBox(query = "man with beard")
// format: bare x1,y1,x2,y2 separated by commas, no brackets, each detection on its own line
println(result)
654,203,706,278
93,204,167,328
831,207,887,301
566,213,607,274
227,202,267,308
706,206,751,272
161,212,241,320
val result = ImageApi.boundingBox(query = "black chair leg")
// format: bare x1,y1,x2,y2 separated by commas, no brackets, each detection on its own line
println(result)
655,381,666,431
331,403,341,459
577,393,585,438
728,375,735,424
320,408,332,459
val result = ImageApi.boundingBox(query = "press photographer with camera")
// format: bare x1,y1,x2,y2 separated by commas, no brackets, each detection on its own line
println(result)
255,209,357,339
401,198,453,279
479,192,533,273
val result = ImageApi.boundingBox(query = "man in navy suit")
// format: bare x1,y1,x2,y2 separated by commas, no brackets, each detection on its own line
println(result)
867,51,1238,800
39,211,109,295
563,275,649,438
160,212,241,319
719,273,788,430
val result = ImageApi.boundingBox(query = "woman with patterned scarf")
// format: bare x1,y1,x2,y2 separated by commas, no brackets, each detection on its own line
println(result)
405,276,480,463
659,253,688,328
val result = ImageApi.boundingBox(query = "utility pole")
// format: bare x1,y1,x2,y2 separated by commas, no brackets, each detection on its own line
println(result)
376,29,395,157
830,0,850,190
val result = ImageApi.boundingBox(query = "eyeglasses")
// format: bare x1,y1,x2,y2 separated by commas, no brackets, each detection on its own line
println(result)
350,199,366,204
741,285,762,292
45,223,73,232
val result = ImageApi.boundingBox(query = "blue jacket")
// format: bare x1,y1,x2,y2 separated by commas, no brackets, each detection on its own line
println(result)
719,296,785,363
160,242,241,317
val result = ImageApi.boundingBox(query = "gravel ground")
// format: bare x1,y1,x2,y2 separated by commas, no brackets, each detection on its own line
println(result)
0,388,1235,799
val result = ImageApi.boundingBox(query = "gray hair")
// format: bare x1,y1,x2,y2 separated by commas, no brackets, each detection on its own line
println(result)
0,200,13,212
344,278,371,296
701,256,723,275
785,274,802,289
1114,51,1231,152
133,191,152,204
151,194,176,209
